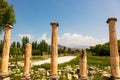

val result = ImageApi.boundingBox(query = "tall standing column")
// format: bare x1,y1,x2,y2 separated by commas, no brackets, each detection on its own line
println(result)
21,43,32,80
107,18,120,79
79,49,88,80
0,24,12,80
49,22,59,80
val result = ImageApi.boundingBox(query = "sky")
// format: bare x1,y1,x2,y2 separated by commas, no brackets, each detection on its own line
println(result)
1,0,120,48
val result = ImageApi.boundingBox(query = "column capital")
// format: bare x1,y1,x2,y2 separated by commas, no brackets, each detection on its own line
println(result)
50,22,59,27
4,24,13,29
106,17,117,23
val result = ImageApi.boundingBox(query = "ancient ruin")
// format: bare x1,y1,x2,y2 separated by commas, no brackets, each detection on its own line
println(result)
1,17,120,80
107,18,120,80
79,49,88,80
21,43,32,80
0,24,13,80
49,22,59,80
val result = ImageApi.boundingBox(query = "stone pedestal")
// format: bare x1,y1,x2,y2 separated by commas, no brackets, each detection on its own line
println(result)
107,18,120,80
21,43,33,80
79,49,88,80
49,22,59,80
0,72,11,80
49,74,58,80
0,24,13,80
79,76,88,80
21,74,33,80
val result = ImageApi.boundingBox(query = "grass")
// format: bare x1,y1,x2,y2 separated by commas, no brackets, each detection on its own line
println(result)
94,75,109,80
87,54,110,66
0,55,50,62
31,54,110,80
58,54,110,69
32,63,50,70
58,56,79,69
32,54,110,70
32,55,49,61
32,56,79,70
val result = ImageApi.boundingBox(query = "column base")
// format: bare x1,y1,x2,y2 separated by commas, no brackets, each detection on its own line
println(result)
0,72,11,79
49,74,58,80
109,76,120,80
79,76,89,80
21,73,33,80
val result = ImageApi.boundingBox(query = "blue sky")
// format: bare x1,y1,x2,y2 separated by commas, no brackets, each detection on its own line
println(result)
1,0,120,48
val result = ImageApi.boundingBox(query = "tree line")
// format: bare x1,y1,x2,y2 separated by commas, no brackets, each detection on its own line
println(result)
2,35,120,57
0,36,50,56
0,36,79,57
87,40,120,56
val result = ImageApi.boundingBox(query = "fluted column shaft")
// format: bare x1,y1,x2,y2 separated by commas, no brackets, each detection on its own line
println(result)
0,25,12,80
49,22,59,80
21,43,32,80
24,43,32,74
107,18,120,79
79,49,88,80
1,25,12,73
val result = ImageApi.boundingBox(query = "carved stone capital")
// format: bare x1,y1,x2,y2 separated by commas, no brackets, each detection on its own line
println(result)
4,24,13,29
106,17,117,23
50,22,59,27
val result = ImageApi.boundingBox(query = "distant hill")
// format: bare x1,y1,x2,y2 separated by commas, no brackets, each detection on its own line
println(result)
58,44,66,49
48,44,67,49
58,44,89,50
71,45,89,49
49,44,89,50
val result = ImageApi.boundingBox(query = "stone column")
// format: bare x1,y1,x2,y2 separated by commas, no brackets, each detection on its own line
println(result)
79,49,88,80
49,22,59,80
107,18,120,79
21,43,33,80
0,24,13,80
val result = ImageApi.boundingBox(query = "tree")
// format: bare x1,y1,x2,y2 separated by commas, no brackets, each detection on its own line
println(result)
118,40,120,52
89,42,110,56
68,48,72,54
0,40,3,55
0,0,16,34
39,40,48,55
10,41,22,56
32,41,39,55
22,36,29,49
10,47,22,65
32,41,38,49
11,41,16,48
63,46,68,53
58,48,64,54
16,42,21,48
10,47,22,56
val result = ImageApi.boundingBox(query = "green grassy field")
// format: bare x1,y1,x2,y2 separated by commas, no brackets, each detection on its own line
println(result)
36,54,110,70
33,54,110,80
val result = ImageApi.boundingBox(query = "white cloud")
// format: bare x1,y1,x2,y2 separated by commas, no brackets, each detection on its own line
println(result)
38,33,107,48
18,33,33,40
37,33,51,44
59,33,107,48
17,33,107,48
